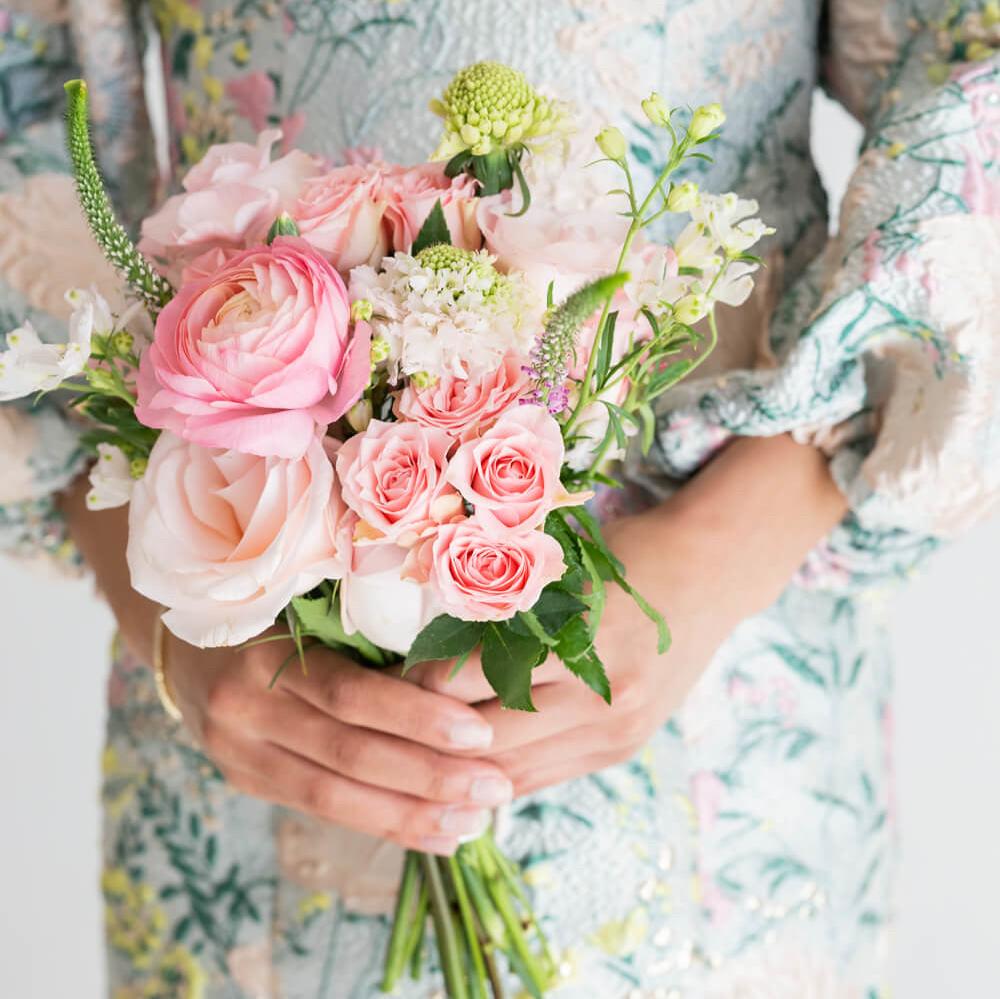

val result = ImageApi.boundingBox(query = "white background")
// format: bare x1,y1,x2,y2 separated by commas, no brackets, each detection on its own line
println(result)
1,95,998,998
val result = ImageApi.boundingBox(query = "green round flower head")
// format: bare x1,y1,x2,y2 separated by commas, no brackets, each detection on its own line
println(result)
413,245,509,303
430,61,563,160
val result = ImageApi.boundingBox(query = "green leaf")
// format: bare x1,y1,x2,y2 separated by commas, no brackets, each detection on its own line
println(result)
404,614,484,669
637,402,656,455
291,595,388,665
481,623,547,711
593,311,618,389
544,510,584,572
411,199,453,255
531,585,588,636
648,359,694,400
554,617,612,704
444,151,473,178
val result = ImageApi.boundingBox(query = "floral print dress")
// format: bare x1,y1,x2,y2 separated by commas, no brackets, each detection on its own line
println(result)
2,1,999,996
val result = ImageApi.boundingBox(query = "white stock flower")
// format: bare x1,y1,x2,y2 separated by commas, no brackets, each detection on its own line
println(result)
86,443,134,511
348,247,537,381
692,193,775,258
0,286,116,401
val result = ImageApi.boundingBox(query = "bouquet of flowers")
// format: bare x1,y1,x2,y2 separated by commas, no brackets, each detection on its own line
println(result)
1,63,770,997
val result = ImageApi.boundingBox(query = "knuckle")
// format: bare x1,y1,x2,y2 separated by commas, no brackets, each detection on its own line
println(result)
322,670,364,722
330,733,365,776
302,777,339,819
612,677,645,717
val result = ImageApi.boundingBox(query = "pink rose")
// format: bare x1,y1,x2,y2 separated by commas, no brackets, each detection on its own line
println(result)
478,188,630,301
127,432,351,647
292,165,391,273
335,419,462,545
394,353,528,440
139,130,321,284
136,237,370,459
383,163,482,254
414,520,566,622
446,405,575,534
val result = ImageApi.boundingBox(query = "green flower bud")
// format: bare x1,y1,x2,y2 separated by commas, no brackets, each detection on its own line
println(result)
688,103,726,141
667,181,701,214
430,61,567,161
345,399,373,434
674,294,709,325
641,92,671,127
110,330,134,355
266,212,300,244
410,371,438,391
130,456,148,480
86,367,118,393
370,337,391,365
595,126,628,162
351,299,374,323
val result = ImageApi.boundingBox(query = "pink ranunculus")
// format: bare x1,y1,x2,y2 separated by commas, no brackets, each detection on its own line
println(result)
446,405,577,535
292,164,391,274
127,432,351,648
394,353,528,441
335,419,463,546
415,519,566,622
139,130,322,284
383,163,482,254
478,188,630,302
136,237,370,459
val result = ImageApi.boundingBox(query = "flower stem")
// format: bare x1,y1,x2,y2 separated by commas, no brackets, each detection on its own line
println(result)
447,855,491,999
422,854,470,999
382,851,421,991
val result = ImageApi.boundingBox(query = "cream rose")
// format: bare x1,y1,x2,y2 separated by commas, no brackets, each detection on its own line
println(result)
127,432,351,648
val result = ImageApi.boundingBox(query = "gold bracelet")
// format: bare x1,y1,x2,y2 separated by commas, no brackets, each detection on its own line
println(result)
152,613,184,723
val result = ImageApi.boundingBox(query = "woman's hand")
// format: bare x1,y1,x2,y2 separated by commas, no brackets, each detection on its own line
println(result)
410,435,849,796
60,476,514,855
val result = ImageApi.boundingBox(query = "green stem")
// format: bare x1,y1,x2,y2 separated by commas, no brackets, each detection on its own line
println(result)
447,856,490,999
474,840,550,994
422,854,470,999
408,882,429,980
382,851,421,991
562,140,689,438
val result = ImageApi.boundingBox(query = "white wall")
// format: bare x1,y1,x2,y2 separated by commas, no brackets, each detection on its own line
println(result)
0,94,996,999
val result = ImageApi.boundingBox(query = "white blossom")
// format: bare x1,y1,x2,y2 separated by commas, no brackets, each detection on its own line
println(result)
86,443,135,511
348,250,538,382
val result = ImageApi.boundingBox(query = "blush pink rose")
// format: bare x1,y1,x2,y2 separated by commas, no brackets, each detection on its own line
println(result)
478,188,630,301
394,353,528,440
127,432,351,648
335,419,462,545
446,405,576,534
382,163,482,254
412,520,566,622
136,237,371,459
139,130,321,284
292,164,391,273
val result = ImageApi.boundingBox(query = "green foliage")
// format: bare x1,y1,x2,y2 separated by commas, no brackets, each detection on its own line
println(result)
64,80,174,312
404,614,484,670
290,592,391,666
481,623,546,712
410,199,453,256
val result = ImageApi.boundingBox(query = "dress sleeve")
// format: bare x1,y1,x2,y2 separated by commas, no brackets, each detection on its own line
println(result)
650,0,1000,547
0,0,156,571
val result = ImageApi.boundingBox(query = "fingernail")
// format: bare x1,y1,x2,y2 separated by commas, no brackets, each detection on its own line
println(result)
419,836,459,856
446,719,493,749
438,807,491,837
469,776,513,806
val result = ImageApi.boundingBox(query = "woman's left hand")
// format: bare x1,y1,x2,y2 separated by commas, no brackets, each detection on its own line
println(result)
406,506,735,796
407,435,850,796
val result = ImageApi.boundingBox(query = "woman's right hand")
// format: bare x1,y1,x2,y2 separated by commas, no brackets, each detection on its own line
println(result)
61,475,513,855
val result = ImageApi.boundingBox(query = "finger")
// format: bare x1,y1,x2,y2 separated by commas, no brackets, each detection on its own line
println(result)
250,694,514,807
477,680,604,756
509,748,622,797
406,652,566,703
204,727,494,854
280,653,496,752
